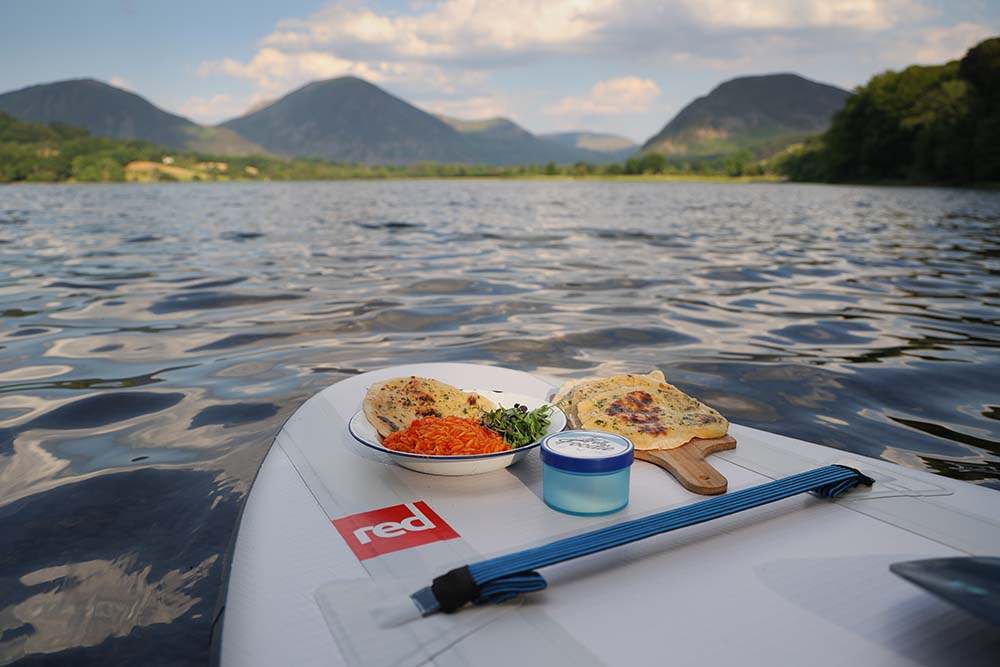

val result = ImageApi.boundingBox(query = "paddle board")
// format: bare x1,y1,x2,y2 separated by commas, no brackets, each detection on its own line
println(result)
213,363,1000,666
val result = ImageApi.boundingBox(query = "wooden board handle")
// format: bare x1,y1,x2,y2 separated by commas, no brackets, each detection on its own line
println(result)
634,435,737,495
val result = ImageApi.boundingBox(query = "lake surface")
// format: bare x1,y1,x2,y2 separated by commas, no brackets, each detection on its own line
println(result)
1,180,998,664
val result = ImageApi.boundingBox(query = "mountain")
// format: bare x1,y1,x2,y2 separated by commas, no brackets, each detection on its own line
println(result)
435,115,623,164
0,78,265,155
222,78,621,165
0,73,850,167
222,77,481,164
642,73,850,158
540,131,637,161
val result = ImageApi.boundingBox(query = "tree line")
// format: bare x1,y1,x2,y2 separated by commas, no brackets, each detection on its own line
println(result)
0,113,770,184
777,37,1000,185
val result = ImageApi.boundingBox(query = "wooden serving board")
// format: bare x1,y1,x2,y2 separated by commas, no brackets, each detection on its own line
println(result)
634,434,737,495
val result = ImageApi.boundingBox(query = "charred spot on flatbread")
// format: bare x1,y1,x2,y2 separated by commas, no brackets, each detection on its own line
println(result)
603,391,673,436
555,371,669,429
378,415,400,433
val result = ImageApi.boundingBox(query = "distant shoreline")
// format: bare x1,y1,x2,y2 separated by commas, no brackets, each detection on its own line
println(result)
7,175,996,188
4,173,787,185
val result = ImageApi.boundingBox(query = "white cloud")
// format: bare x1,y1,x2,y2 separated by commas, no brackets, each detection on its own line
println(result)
682,0,921,31
197,45,487,102
196,1,932,100
258,1,615,61
908,22,996,63
247,1,920,66
197,47,384,96
417,95,509,120
109,76,131,90
191,0,958,135
178,94,254,123
545,77,661,116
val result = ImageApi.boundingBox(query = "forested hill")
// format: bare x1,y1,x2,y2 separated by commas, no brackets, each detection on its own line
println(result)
221,77,619,165
778,36,1000,184
434,115,623,164
0,79,264,155
221,77,477,164
642,74,850,159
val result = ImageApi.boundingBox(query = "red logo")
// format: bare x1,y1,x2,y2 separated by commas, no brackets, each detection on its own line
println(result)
332,501,459,560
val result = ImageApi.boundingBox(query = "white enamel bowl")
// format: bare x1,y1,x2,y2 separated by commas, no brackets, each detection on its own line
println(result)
347,390,566,475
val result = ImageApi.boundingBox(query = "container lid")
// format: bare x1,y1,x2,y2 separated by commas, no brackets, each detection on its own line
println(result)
541,430,634,473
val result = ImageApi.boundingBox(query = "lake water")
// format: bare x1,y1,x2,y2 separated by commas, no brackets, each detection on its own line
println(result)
1,180,998,664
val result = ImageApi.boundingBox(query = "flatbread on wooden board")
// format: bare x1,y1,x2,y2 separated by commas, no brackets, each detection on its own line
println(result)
555,370,729,450
577,386,728,450
550,375,602,405
554,371,668,428
363,376,497,440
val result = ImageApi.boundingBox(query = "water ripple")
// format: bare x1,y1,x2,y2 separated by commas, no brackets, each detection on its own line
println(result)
0,180,998,663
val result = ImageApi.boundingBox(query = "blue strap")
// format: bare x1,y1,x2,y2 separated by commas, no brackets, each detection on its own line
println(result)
414,464,872,614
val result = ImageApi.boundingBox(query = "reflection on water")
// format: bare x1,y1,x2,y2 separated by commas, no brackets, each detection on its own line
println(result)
1,181,999,663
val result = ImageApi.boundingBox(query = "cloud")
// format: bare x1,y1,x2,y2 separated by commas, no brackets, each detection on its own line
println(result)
109,76,131,90
249,1,920,66
197,47,384,96
192,0,954,133
197,1,932,99
545,77,661,116
197,45,487,102
416,95,509,120
178,94,255,123
908,22,996,63
258,0,615,62
682,0,922,31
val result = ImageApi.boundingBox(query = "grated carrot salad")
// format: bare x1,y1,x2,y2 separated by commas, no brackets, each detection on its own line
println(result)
383,416,509,455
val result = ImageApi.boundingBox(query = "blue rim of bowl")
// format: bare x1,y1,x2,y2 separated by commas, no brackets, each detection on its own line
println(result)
347,409,559,461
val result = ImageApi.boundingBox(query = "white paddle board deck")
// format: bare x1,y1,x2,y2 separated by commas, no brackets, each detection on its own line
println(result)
215,363,1000,666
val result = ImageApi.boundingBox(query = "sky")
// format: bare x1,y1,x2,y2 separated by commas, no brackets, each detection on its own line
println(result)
1,1,997,143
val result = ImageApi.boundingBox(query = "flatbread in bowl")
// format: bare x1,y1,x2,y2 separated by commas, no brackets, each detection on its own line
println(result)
363,376,496,439
352,377,565,475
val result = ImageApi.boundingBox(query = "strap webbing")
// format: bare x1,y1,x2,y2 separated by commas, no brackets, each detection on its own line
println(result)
417,464,873,614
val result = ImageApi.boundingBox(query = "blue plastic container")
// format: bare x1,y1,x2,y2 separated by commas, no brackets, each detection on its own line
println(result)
540,431,634,516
